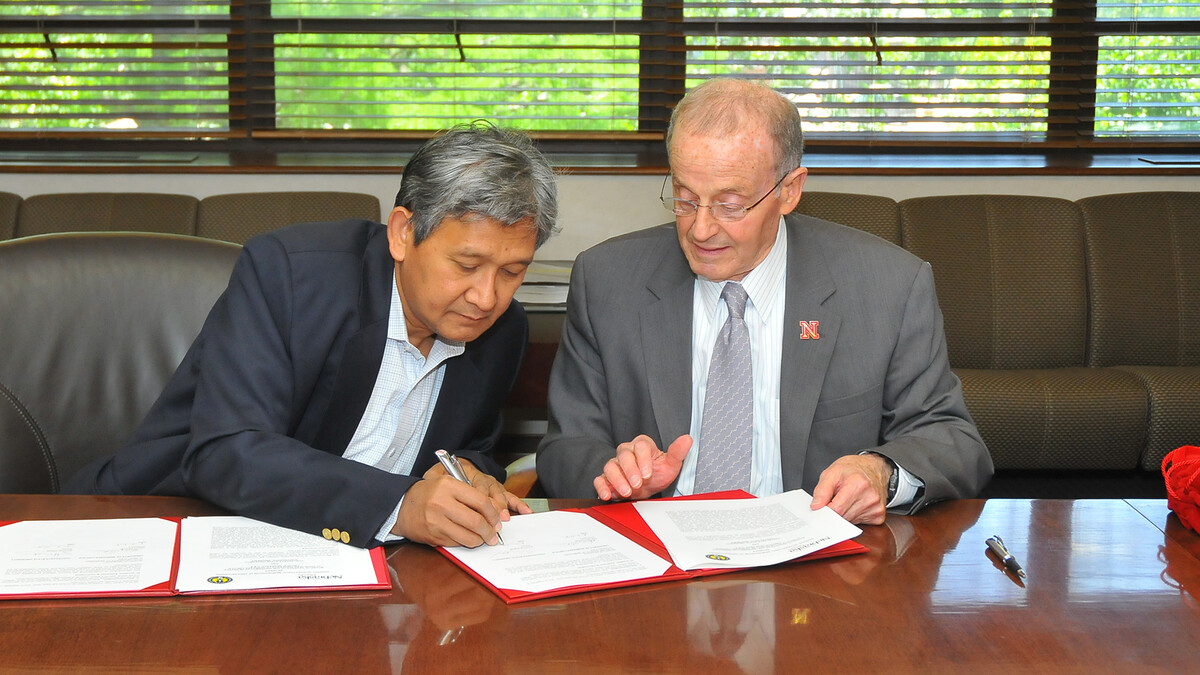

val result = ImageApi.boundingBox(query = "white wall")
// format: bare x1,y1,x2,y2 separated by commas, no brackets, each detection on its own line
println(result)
2,172,1195,260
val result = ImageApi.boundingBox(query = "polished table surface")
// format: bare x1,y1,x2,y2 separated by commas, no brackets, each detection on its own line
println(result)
1,495,1198,674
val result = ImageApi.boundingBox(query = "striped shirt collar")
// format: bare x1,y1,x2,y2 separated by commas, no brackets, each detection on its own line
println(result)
696,216,788,324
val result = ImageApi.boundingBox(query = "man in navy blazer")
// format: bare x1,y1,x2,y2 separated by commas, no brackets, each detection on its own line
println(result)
66,124,559,548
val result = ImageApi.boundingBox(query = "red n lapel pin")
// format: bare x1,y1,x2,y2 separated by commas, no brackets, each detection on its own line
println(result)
799,321,820,339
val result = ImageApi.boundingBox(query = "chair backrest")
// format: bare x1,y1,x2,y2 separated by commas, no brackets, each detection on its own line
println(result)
1079,191,1200,367
900,194,1088,369
793,191,901,245
0,191,19,240
197,191,382,243
0,233,241,492
15,192,198,238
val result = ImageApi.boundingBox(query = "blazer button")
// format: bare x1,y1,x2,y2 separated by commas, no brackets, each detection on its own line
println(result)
331,528,342,541
340,531,350,544
322,528,333,540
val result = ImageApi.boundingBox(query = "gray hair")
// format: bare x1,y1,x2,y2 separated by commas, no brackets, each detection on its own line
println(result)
666,78,805,178
394,122,559,248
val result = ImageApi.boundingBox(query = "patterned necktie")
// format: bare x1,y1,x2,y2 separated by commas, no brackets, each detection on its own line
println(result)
694,282,753,493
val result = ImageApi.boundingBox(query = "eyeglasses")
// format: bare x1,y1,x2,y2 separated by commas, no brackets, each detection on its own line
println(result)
660,171,793,222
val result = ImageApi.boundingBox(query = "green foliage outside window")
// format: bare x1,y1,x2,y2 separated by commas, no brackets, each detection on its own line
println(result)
0,1,1196,142
274,34,639,131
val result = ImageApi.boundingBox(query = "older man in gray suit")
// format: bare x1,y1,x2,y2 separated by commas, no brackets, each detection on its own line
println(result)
536,79,992,524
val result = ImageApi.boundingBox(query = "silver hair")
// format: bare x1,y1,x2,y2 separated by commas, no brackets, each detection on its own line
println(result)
666,78,805,178
394,122,559,248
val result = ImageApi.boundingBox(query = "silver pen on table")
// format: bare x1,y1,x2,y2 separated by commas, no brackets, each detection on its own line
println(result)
435,449,504,545
986,534,1026,579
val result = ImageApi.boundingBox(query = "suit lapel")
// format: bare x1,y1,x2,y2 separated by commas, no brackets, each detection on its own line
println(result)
311,229,393,455
779,216,840,490
411,345,486,475
641,235,696,452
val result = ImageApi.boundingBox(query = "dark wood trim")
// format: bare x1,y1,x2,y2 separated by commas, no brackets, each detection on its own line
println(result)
1048,1,1099,144
638,0,685,134
3,151,1198,176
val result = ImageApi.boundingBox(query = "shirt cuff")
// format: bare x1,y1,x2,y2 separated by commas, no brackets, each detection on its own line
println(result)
888,464,923,509
375,496,407,543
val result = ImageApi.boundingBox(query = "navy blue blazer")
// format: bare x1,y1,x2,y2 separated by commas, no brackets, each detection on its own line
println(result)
65,220,527,547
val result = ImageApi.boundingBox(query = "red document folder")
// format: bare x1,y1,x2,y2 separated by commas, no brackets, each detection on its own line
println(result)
0,517,391,601
438,491,868,604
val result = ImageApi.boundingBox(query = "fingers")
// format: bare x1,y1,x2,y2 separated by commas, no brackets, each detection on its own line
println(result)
828,483,885,526
594,474,615,501
597,456,633,499
811,455,890,526
395,475,505,547
619,435,659,486
456,459,511,518
601,435,661,499
479,469,533,516
594,435,692,501
480,474,511,518
663,434,693,470
597,436,652,499
505,491,534,515
810,474,835,511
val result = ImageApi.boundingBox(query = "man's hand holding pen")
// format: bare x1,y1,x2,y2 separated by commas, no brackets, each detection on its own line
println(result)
391,455,532,548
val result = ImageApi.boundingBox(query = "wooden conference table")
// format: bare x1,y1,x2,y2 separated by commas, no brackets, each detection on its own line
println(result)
1,495,1198,674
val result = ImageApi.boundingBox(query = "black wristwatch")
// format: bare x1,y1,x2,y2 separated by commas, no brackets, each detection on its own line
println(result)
885,459,899,504
861,451,899,503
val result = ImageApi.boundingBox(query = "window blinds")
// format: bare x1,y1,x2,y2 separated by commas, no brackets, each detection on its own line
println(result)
1,0,1196,146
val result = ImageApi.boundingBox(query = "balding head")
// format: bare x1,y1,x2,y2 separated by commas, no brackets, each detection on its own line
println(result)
666,78,805,178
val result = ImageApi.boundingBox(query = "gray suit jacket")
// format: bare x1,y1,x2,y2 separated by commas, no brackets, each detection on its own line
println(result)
536,214,992,511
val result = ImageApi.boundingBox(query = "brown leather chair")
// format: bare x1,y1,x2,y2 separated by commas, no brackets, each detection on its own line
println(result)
793,191,902,245
1079,191,1200,470
0,192,19,240
197,191,382,244
15,192,198,238
900,194,1147,472
0,233,240,492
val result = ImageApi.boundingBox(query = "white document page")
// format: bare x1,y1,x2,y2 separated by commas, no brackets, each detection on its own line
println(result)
514,284,568,306
633,490,862,571
521,261,572,284
0,518,177,595
442,510,672,593
175,516,380,593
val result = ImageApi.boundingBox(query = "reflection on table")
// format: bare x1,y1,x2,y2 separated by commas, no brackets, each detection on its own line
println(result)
1,495,1198,673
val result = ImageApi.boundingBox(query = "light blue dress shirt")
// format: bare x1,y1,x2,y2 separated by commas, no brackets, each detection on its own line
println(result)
343,281,465,541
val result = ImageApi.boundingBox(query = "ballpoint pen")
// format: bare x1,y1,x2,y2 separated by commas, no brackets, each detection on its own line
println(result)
435,449,504,545
986,535,1026,579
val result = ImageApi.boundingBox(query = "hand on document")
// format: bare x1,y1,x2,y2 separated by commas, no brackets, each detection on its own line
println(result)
594,434,693,501
633,490,863,571
439,489,867,603
393,459,533,548
810,454,893,525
